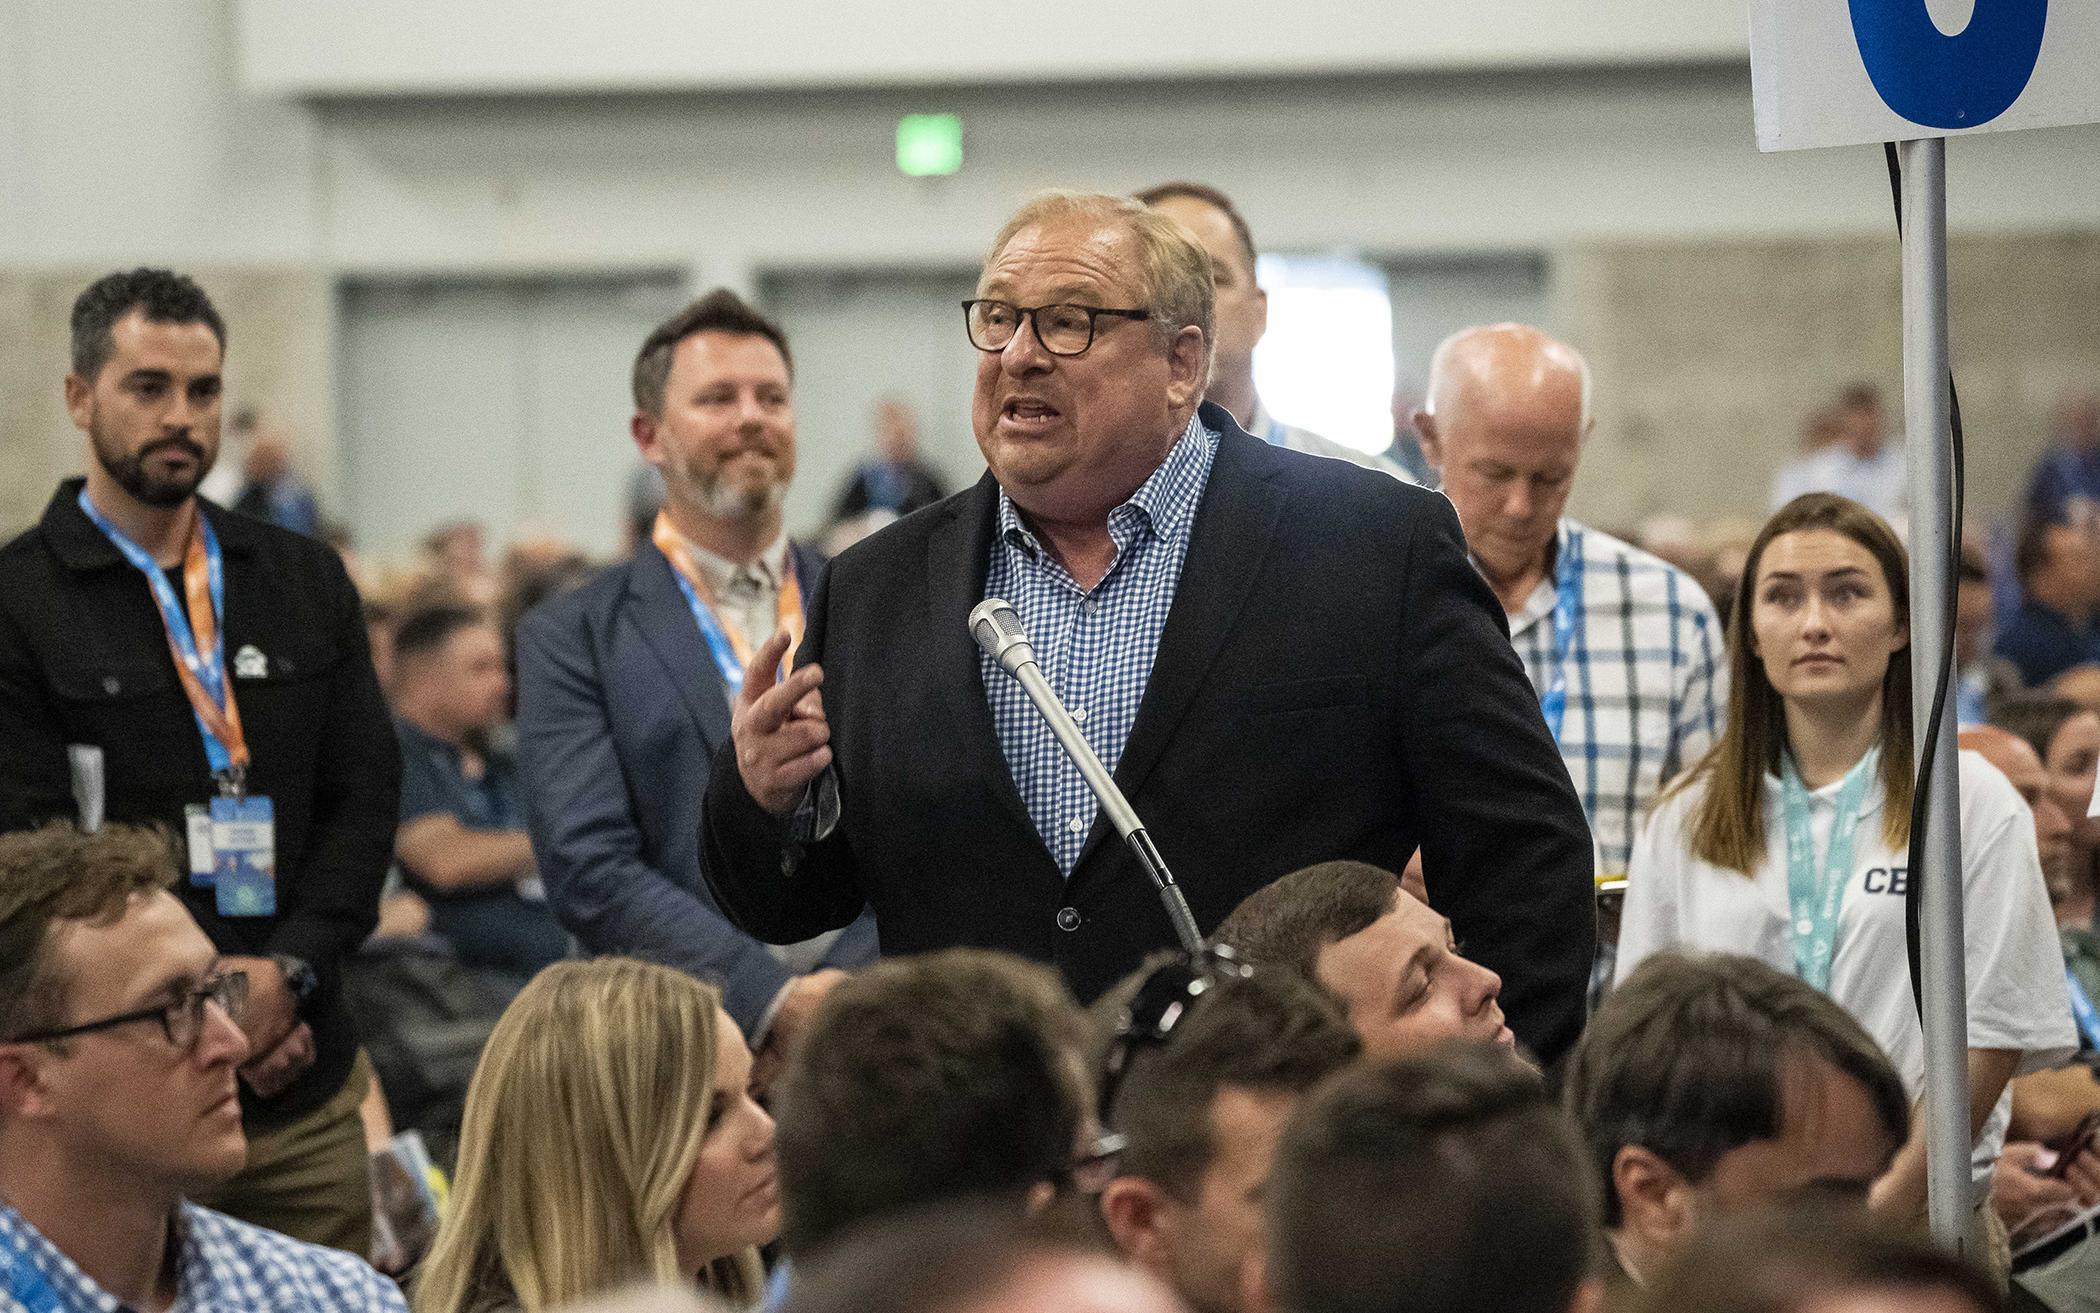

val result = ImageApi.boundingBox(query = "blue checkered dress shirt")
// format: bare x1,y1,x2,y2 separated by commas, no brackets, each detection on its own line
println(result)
0,1200,406,1313
1506,520,1726,875
980,415,1217,876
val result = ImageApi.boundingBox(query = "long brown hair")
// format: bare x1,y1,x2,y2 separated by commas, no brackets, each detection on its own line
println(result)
1672,494,1914,872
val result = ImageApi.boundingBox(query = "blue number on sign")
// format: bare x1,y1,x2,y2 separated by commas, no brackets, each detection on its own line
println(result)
1848,0,2048,129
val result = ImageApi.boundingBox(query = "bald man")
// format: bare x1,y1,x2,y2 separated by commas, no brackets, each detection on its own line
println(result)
1417,324,1725,887
1962,725,2074,897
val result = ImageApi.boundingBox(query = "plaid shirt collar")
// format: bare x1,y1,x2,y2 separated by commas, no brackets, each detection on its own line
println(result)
1503,520,1573,638
995,415,1209,567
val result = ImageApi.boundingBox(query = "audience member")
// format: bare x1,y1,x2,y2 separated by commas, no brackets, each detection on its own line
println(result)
1092,950,1358,1313
783,1200,1187,1313
1564,952,1910,1303
829,398,947,522
231,421,324,539
421,523,495,606
1212,861,1515,1059
0,823,404,1310
1769,384,1906,526
516,289,874,1062
707,189,1594,1061
1637,1206,2003,1313
2025,392,2100,530
1619,493,2075,1249
391,604,570,985
413,957,772,1313
1415,322,1725,882
772,949,1092,1261
1993,694,2100,967
1957,538,2021,726
1254,1042,1598,1313
1998,516,2100,688
1136,180,1405,477
0,268,400,1250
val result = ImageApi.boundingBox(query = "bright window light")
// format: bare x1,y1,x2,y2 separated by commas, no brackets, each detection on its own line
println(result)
1251,254,1395,455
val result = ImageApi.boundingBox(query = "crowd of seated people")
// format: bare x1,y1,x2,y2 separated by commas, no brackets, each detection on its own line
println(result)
6,212,2100,1313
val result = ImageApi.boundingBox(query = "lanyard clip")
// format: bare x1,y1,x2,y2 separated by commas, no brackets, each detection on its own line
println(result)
215,765,246,800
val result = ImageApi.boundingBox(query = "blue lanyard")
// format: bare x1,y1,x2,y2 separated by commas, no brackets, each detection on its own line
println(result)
1779,747,1880,992
75,489,235,775
2069,968,2100,1052
668,569,759,695
0,1218,65,1313
1537,527,1584,744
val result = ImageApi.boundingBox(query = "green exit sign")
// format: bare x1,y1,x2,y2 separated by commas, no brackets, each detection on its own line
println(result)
896,114,963,177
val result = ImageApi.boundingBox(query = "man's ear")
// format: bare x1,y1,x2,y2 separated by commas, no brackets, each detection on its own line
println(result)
1099,1176,1175,1272
1613,1145,1695,1247
630,410,661,463
64,373,94,435
1166,326,1207,412
0,1044,55,1122
1414,411,1443,474
1251,286,1270,341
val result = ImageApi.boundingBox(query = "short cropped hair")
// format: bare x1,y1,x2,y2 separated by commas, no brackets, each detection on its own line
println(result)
1269,1043,1595,1313
1212,861,1400,983
774,949,1092,1257
0,823,180,1042
631,288,793,417
1097,954,1358,1199
391,603,492,665
781,1198,1111,1313
70,268,226,382
1565,953,1909,1227
1134,180,1259,277
983,191,1214,381
1991,692,2086,765
1637,1205,2002,1313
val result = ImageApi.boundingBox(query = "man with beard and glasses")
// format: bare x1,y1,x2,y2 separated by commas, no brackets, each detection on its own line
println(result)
0,268,400,1252
516,289,874,1088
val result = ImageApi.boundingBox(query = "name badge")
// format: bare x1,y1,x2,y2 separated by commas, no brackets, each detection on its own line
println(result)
209,795,276,918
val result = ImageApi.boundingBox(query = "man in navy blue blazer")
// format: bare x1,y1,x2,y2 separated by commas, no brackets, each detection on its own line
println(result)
516,290,875,1065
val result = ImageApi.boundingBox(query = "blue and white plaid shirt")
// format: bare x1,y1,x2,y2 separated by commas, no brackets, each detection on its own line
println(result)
0,1200,405,1313
981,415,1217,875
1506,520,1726,876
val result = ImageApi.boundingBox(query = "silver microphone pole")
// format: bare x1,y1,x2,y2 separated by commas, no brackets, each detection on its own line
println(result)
969,598,1204,954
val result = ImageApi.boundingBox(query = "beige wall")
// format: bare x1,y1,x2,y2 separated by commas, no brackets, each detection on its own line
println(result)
0,270,333,537
1561,230,2100,533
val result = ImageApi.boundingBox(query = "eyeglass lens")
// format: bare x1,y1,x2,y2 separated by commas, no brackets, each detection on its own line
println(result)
966,302,1102,355
167,972,249,1048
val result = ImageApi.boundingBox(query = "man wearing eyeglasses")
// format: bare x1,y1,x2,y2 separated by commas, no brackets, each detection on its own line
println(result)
0,823,405,1311
705,191,1595,1063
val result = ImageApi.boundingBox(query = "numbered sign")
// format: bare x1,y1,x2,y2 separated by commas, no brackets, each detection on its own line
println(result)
1752,0,2100,151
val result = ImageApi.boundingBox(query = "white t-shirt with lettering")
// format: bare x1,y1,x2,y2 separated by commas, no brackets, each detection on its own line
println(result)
1618,748,2077,1190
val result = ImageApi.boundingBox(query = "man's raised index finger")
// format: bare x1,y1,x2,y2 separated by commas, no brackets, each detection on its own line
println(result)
738,630,795,706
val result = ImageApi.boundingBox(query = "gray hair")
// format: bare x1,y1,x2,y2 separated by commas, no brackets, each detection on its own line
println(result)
983,191,1215,384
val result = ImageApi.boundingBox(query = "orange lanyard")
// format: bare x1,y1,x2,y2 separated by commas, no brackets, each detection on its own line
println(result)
652,513,805,677
167,521,251,779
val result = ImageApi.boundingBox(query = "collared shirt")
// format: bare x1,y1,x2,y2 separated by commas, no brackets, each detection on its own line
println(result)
0,1200,406,1313
1247,402,1413,481
660,528,793,658
1769,442,1909,526
1505,521,1726,875
980,415,1217,875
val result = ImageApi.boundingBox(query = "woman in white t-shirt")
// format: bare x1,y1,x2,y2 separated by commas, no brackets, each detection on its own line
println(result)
1619,492,2075,1222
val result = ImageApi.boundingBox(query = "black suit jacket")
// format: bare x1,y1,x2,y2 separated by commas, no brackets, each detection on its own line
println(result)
704,404,1596,1059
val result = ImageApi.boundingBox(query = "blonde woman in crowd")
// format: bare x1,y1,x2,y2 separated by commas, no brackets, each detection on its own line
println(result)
412,959,775,1313
1618,493,2074,1253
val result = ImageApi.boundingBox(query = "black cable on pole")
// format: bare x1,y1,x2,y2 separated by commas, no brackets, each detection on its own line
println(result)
1885,140,1967,1023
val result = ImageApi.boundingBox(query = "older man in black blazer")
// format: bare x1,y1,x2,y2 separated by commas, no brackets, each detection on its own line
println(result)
705,192,1596,1060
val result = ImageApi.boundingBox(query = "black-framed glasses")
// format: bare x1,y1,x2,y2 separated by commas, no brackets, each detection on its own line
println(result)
962,300,1152,356
1076,945,1252,1190
7,970,248,1051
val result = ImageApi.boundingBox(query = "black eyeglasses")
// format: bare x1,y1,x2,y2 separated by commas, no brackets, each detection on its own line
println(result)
1071,945,1252,1191
962,300,1152,357
8,970,248,1051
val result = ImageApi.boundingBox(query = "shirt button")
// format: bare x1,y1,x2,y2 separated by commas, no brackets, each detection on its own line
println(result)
1067,816,1086,835
1082,598,1099,615
1072,707,1088,723
1056,907,1082,932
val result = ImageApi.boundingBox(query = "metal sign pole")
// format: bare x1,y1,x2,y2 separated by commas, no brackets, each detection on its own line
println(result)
1898,134,1972,1250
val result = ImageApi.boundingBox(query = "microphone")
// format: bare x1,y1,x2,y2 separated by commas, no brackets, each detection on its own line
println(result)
968,598,1204,954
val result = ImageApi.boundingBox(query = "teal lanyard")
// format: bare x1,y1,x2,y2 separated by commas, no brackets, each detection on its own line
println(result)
1779,746,1880,992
